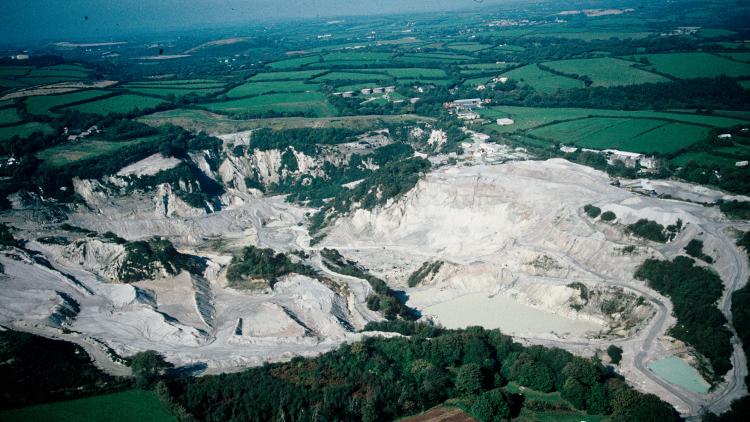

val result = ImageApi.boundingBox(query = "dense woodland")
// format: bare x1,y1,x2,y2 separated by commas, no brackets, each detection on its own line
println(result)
635,257,733,379
160,323,679,422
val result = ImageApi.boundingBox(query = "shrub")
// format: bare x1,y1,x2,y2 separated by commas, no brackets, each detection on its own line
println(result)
601,211,616,221
684,239,713,263
584,204,601,218
626,219,667,242
607,345,623,365
226,246,316,288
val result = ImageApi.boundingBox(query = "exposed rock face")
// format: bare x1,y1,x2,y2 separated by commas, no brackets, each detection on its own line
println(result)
62,238,126,281
322,159,711,338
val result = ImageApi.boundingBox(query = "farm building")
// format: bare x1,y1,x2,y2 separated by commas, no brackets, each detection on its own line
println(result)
445,98,483,111
360,88,373,95
457,111,480,120
385,86,396,93
493,76,509,83
496,118,515,126
560,145,578,153
603,149,643,167
718,133,732,139
602,149,656,169
737,161,749,167
341,91,354,98
640,156,658,169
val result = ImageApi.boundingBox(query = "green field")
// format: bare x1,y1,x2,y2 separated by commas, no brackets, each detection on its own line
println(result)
719,52,750,63
395,52,474,64
266,55,323,69
0,122,54,141
37,136,160,167
203,91,336,116
380,68,448,79
15,76,86,85
501,64,585,93
320,51,392,62
697,28,738,38
139,108,432,133
463,75,493,86
0,66,33,77
446,42,492,52
25,90,112,115
123,80,226,98
0,389,175,422
250,70,326,81
670,152,740,168
125,87,225,98
225,80,319,98
459,62,513,76
543,57,669,86
638,52,750,78
0,107,22,125
529,117,709,154
63,94,166,115
313,71,390,82
480,106,750,133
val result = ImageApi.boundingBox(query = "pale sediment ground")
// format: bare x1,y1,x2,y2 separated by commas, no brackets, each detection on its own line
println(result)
0,157,746,417
418,292,602,336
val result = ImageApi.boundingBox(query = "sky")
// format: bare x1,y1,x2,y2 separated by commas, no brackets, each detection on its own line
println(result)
1,0,512,44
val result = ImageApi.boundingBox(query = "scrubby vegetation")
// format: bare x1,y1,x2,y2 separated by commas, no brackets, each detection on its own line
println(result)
607,345,623,365
704,281,750,421
226,245,317,288
128,350,173,389
118,237,207,283
601,211,617,222
684,239,714,263
309,157,430,234
0,330,129,410
717,200,750,220
321,248,418,320
635,256,732,379
626,219,682,243
407,260,443,287
0,222,19,247
583,204,601,218
125,162,224,210
160,324,678,422
737,231,750,254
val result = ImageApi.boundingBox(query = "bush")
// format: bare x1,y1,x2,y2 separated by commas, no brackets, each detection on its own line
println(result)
607,345,623,365
601,211,616,222
0,223,19,247
129,350,173,389
626,219,667,242
226,246,317,288
118,237,206,283
635,257,732,377
684,239,713,263
584,204,601,218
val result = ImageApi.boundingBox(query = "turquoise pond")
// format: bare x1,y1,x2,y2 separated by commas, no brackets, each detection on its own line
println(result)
647,356,710,393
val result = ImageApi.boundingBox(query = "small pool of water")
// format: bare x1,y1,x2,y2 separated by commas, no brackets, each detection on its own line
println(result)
420,292,601,336
647,356,710,393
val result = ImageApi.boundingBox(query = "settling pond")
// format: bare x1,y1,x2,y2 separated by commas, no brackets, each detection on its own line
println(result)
420,292,602,337
647,356,710,393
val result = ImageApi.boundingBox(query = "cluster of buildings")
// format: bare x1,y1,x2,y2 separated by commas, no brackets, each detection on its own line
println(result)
64,125,100,141
332,86,395,98
559,146,657,169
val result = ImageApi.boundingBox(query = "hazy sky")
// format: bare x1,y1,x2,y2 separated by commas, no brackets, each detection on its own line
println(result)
2,0,510,44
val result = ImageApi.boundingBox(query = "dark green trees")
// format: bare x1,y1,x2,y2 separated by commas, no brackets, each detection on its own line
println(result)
129,350,173,389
